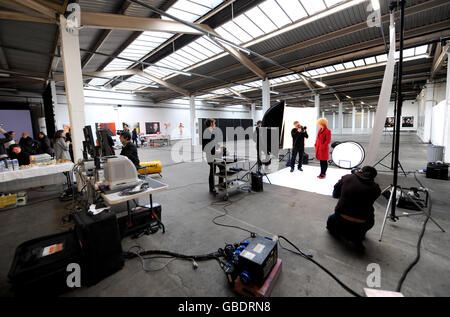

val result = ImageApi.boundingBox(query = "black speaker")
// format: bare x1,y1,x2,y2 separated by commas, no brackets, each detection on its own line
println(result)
73,211,124,286
251,172,264,192
302,152,309,165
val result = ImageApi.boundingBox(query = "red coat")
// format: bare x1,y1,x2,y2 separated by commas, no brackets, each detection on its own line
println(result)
315,126,331,161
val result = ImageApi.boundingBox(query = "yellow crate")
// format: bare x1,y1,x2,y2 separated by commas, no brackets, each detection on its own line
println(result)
0,194,17,209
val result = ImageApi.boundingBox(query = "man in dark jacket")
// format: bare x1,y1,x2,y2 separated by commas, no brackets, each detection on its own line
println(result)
327,166,381,251
290,121,308,172
119,131,140,169
202,118,225,194
19,132,38,155
9,144,31,166
37,132,54,156
0,125,12,159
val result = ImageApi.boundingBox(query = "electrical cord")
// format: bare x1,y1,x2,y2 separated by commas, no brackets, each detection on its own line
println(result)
277,235,363,297
395,175,433,293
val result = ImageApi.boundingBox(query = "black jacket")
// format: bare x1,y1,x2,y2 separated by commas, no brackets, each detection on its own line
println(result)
0,132,12,157
38,137,54,156
19,136,38,155
291,128,308,149
120,142,140,169
202,128,220,162
333,173,381,221
10,149,31,166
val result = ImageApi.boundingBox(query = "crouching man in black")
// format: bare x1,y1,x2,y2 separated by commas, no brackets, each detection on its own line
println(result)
290,121,308,172
327,166,381,251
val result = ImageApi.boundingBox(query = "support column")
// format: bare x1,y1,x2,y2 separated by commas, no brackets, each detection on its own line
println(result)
332,112,336,130
367,110,371,129
338,102,343,135
314,94,320,119
262,78,270,114
444,51,450,162
322,111,325,119
59,15,86,163
372,110,375,128
352,106,356,133
190,95,197,146
251,103,256,124
361,107,365,131
422,82,434,143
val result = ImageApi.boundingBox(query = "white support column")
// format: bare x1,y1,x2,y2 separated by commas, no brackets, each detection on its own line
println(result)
59,15,86,163
422,82,434,143
190,95,197,146
315,94,320,119
444,51,450,162
251,103,256,124
338,102,343,135
367,110,371,129
322,111,325,119
262,78,270,114
352,106,356,133
361,107,365,131
332,112,336,131
372,110,375,128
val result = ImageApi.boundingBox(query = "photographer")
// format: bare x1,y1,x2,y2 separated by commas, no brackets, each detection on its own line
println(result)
327,166,381,251
202,118,226,194
290,121,308,172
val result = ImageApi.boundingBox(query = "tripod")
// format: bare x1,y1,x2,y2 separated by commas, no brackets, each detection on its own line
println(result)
373,151,407,177
378,184,446,241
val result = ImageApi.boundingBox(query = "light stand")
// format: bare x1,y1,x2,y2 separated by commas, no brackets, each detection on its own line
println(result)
378,0,445,241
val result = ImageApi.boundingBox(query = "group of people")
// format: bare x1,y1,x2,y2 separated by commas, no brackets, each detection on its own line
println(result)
289,117,331,179
0,124,74,166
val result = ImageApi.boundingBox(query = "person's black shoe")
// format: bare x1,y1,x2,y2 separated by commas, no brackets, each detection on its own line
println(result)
290,168,294,173
209,189,218,195
298,166,303,171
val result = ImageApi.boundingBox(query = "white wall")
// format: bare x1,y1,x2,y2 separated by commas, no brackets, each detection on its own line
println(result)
55,89,260,142
416,82,446,143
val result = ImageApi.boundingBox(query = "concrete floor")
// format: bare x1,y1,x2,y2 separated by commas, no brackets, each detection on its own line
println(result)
0,132,449,297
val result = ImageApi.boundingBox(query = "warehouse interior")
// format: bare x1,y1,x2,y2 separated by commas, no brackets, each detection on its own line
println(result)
0,0,449,298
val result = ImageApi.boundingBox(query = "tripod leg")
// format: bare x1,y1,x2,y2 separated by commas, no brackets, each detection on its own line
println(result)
379,186,395,242
398,161,408,177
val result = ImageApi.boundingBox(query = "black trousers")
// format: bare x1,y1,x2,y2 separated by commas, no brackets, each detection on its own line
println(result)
320,160,328,175
208,163,225,191
132,139,138,147
290,147,304,169
327,213,374,242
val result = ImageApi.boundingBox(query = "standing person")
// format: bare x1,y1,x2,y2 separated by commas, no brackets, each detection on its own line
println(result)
132,128,139,147
315,118,331,179
119,131,140,169
0,124,12,159
37,132,54,156
65,128,74,162
4,131,16,149
19,132,38,155
202,118,226,194
54,130,71,161
290,121,308,172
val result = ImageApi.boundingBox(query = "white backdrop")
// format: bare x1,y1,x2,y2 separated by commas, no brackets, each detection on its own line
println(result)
282,106,317,149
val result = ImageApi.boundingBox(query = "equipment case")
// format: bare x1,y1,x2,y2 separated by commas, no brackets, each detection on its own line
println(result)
8,230,82,296
73,210,124,286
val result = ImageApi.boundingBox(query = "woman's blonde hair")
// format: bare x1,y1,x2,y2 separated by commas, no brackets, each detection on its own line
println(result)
317,118,328,127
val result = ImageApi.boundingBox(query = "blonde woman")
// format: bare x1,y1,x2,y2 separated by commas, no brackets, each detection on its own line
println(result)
315,118,331,179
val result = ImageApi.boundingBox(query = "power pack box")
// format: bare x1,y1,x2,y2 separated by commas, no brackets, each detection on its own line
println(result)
237,236,278,286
